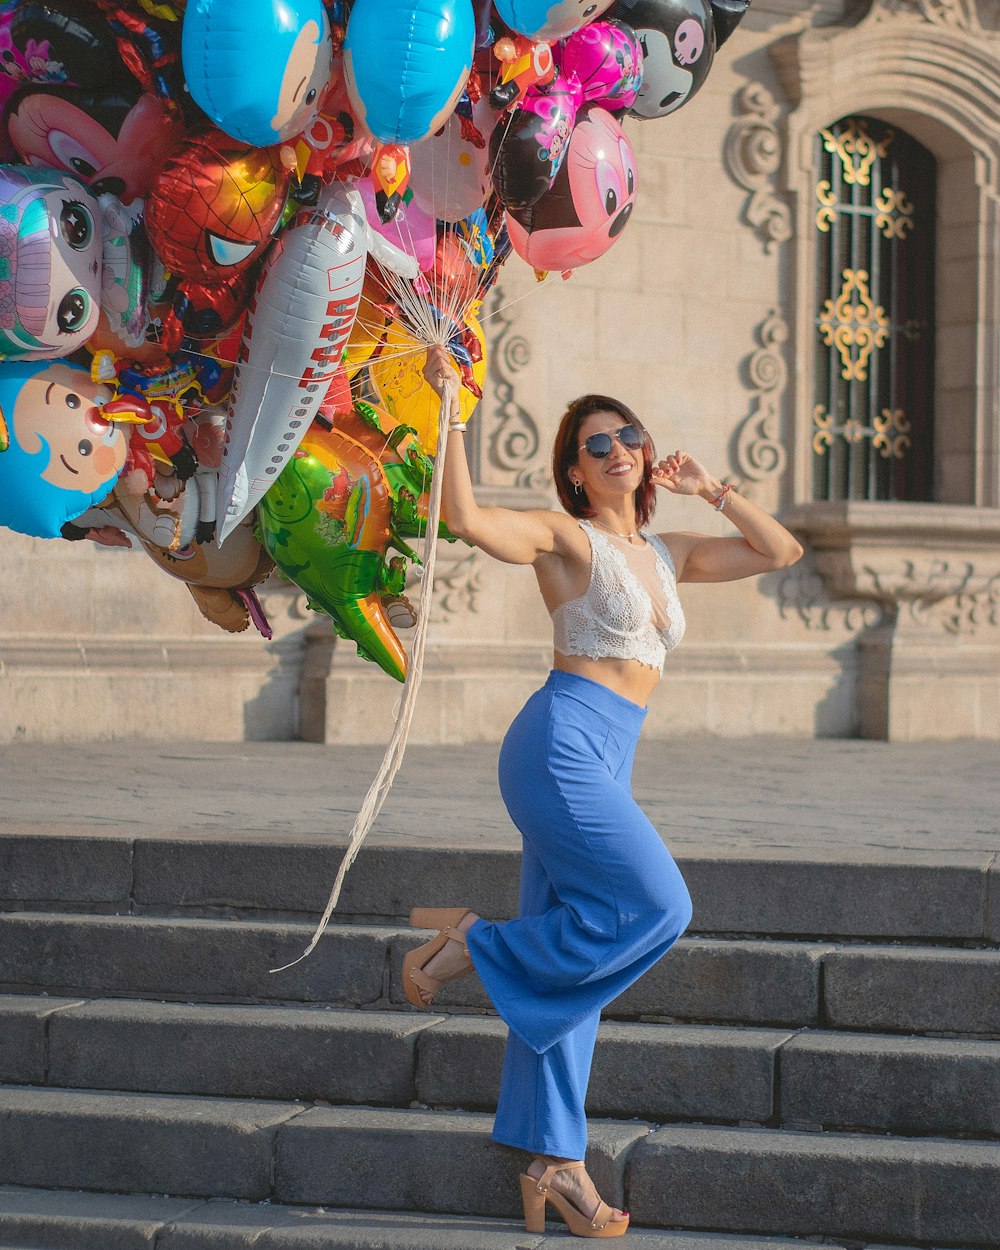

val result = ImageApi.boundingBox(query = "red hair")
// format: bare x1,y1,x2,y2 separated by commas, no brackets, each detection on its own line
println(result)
551,394,657,527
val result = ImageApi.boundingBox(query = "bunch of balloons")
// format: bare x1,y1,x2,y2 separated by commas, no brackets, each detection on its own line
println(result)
0,0,750,675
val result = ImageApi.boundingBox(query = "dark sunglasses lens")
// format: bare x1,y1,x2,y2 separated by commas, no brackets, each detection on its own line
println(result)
584,433,613,458
618,424,643,448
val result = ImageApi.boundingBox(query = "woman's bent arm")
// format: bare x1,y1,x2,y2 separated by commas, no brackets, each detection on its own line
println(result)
653,451,803,583
428,345,562,567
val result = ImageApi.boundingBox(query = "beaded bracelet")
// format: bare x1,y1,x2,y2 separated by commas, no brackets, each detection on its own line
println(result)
711,482,735,511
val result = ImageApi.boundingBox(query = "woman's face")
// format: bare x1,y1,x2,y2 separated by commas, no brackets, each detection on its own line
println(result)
571,410,645,502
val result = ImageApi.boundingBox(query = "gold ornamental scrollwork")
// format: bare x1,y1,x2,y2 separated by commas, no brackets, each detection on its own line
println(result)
812,405,913,462
812,405,833,455
872,408,912,459
815,180,837,233
820,119,894,187
875,187,915,239
818,269,890,382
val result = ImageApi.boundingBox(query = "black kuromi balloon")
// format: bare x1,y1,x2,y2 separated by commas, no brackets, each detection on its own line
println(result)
708,0,752,48
612,0,715,120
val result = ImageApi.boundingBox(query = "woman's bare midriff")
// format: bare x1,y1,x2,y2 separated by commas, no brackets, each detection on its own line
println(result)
552,650,660,708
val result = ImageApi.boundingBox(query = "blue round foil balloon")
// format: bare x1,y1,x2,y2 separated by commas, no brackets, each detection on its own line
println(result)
0,360,129,539
182,0,333,147
493,0,615,40
344,0,476,144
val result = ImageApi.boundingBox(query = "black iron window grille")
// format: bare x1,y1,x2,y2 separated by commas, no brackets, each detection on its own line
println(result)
812,116,936,502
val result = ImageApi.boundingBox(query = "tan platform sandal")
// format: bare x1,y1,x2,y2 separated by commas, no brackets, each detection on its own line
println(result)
402,907,474,1008
519,1161,630,1238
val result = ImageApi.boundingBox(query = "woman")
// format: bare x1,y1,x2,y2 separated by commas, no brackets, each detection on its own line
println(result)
404,344,803,1238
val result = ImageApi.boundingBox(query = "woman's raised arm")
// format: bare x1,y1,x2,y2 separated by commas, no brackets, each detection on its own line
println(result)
425,346,563,567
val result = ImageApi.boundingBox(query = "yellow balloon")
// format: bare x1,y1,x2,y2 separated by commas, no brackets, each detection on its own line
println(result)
368,312,486,456
344,291,392,379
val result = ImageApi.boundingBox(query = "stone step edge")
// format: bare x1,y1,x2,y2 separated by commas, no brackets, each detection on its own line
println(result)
3,833,998,943
8,992,1000,1056
0,1186,951,1250
4,908,999,953
3,1086,999,1158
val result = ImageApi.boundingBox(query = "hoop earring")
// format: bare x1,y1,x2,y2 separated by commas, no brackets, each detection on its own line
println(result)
573,481,582,496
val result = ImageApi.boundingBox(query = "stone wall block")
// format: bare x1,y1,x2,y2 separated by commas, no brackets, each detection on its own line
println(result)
822,946,1000,1035
0,1087,300,1200
273,1107,649,1218
0,834,133,906
681,856,990,940
47,1001,436,1105
780,1031,1000,1136
0,996,82,1084
624,1125,1000,1243
0,913,389,1004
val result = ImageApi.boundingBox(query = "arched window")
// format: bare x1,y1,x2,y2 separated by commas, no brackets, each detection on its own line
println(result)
811,116,936,503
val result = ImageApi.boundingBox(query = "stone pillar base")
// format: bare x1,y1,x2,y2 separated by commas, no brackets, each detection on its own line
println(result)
859,624,1000,741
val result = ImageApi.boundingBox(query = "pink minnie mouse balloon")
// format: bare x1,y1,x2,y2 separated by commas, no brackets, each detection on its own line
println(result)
561,19,644,111
505,104,637,271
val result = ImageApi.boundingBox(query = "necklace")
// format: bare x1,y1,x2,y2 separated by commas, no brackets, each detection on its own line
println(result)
592,518,641,542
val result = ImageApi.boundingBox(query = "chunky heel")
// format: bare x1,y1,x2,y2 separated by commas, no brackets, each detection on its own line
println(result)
402,908,475,1007
521,1161,630,1239
520,1172,546,1234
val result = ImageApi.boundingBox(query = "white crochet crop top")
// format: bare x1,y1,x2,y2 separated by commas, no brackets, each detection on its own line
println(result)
551,520,685,672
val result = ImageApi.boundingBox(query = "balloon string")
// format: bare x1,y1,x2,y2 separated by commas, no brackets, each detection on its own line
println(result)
270,379,454,973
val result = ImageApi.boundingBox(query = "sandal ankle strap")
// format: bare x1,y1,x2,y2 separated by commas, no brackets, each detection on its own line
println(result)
533,1159,585,1192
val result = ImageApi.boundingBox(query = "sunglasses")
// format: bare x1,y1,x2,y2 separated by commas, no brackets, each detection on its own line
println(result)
578,424,645,459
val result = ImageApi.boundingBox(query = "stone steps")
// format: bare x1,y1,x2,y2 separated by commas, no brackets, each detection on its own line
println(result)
1,909,998,1034
1,831,998,1245
0,1187,936,1250
3,996,999,1138
3,834,996,941
0,1094,996,1246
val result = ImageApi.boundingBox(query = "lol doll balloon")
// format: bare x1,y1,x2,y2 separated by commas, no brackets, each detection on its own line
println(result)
0,165,103,361
182,0,333,147
493,0,616,40
613,0,715,119
505,104,637,271
0,358,127,538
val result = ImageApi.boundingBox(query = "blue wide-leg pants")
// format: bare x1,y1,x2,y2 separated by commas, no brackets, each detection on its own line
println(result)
465,670,692,1158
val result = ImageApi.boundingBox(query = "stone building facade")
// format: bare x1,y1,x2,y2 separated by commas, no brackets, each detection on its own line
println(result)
1,0,997,744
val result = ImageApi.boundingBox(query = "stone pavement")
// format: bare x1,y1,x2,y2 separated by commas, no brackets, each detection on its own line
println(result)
2,737,997,860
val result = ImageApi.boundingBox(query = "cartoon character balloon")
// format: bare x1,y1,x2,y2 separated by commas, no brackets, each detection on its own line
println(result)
145,130,290,284
0,165,103,360
2,0,184,203
182,0,333,147
561,19,645,110
490,72,583,211
708,0,752,47
343,0,476,144
505,104,637,271
613,0,715,119
494,0,616,40
0,359,127,538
